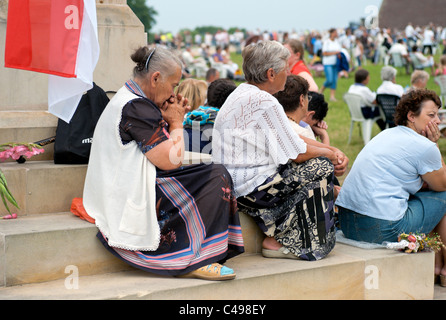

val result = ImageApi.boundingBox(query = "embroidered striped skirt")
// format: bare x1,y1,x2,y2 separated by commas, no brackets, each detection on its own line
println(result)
237,157,336,261
97,163,244,276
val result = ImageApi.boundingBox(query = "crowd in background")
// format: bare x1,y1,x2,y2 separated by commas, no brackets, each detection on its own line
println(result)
153,22,446,72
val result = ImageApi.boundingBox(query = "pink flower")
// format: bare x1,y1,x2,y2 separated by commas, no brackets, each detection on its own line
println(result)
24,147,44,159
408,235,417,243
0,143,44,161
10,145,28,160
0,151,9,162
408,242,417,250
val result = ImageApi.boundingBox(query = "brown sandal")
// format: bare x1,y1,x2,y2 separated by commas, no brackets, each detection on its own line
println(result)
177,263,236,281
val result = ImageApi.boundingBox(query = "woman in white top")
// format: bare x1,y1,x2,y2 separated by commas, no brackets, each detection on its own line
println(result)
422,27,435,55
212,41,348,261
336,89,446,285
320,28,342,101
83,46,244,281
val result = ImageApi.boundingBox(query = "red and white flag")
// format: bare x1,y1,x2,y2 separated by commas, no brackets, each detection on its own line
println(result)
5,0,99,123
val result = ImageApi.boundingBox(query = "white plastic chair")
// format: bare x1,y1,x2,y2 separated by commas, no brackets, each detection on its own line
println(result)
343,93,383,145
208,57,227,79
439,109,446,136
434,75,446,108
391,53,405,68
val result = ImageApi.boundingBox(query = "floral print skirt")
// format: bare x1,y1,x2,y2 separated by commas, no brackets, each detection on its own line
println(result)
237,157,336,261
97,163,244,276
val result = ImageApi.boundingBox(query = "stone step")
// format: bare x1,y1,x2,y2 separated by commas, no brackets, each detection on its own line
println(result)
0,207,262,287
0,161,87,216
0,212,132,287
0,210,436,300
0,110,57,162
0,241,435,300
0,153,213,216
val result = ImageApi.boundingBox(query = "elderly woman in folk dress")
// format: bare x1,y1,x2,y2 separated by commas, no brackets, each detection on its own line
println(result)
83,46,244,281
212,41,348,261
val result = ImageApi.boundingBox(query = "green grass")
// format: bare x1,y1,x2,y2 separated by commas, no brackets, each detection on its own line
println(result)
230,51,446,174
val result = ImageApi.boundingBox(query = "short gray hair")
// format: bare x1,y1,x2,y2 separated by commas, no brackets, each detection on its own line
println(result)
131,45,183,79
411,70,430,85
242,41,290,84
381,66,397,81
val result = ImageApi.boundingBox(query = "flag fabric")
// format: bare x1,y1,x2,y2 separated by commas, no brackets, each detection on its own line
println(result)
5,0,100,123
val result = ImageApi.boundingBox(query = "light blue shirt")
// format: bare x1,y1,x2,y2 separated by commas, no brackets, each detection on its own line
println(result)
336,126,442,221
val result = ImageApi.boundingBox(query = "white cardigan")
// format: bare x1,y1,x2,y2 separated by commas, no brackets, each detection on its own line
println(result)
83,86,160,251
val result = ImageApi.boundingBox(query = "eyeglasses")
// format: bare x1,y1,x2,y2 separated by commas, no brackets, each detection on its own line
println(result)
144,48,156,71
307,95,312,102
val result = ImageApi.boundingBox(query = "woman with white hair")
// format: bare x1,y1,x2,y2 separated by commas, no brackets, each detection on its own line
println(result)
212,41,348,261
377,66,405,97
406,70,431,93
83,45,244,281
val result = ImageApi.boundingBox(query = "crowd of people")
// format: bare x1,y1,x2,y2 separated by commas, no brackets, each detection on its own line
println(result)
80,21,446,286
171,23,446,103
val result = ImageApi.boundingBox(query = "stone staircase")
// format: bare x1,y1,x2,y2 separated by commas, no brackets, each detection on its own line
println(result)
0,144,438,299
0,0,441,301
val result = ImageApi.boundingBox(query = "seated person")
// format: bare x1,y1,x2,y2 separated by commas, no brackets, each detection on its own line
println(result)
435,55,446,76
377,66,405,97
212,46,239,77
284,39,319,92
83,46,243,281
183,78,237,154
336,89,446,283
347,69,386,130
274,75,344,196
205,67,220,84
405,70,430,93
212,41,348,261
411,45,435,75
304,91,330,145
181,46,208,78
388,38,410,73
176,78,208,111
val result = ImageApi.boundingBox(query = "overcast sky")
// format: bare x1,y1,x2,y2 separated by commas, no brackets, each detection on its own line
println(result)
149,0,384,34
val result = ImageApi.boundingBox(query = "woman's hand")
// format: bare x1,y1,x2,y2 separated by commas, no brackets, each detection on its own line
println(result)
332,148,349,177
311,122,330,145
146,94,191,171
423,120,442,143
160,94,191,129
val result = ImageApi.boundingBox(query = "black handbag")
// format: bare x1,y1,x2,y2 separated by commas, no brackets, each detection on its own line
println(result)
54,82,110,164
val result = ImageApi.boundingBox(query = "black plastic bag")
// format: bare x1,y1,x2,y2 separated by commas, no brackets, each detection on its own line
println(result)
54,82,110,164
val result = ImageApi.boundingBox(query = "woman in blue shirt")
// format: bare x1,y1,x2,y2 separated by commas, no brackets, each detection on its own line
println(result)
336,89,446,284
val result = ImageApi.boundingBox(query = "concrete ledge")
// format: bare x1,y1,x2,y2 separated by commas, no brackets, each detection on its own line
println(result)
0,111,57,129
0,243,434,300
0,161,87,216
335,243,435,299
0,213,131,287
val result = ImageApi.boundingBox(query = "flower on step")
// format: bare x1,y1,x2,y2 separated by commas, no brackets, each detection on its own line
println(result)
387,232,444,253
407,241,417,252
0,142,44,162
0,169,19,216
0,142,43,217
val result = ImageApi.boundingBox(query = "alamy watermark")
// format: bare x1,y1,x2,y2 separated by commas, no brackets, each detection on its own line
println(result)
64,5,80,30
364,5,379,29
64,265,79,290
364,264,379,290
